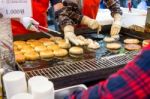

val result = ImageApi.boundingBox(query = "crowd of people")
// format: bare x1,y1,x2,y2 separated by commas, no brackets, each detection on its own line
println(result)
100,0,150,10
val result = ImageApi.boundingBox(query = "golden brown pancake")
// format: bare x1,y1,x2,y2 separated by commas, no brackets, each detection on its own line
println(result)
50,37,62,41
47,44,60,51
40,50,54,59
58,42,71,49
13,41,26,46
142,40,150,47
21,48,35,54
39,38,51,43
125,44,141,51
106,43,121,50
15,54,25,63
34,46,47,52
69,47,84,55
53,49,68,57
124,39,140,44
43,41,55,46
24,52,40,61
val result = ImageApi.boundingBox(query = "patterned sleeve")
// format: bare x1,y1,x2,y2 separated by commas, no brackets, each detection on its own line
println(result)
55,1,83,30
103,0,122,17
65,44,150,99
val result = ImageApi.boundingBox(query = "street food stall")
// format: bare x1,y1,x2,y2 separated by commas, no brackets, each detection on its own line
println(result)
12,8,150,90
1,0,150,98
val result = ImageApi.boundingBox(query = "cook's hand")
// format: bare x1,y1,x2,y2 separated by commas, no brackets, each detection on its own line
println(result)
20,17,39,32
110,13,122,36
64,25,85,45
81,16,102,30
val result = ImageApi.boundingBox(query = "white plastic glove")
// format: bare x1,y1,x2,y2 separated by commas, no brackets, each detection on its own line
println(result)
64,25,85,46
110,14,122,36
20,17,39,32
81,16,102,30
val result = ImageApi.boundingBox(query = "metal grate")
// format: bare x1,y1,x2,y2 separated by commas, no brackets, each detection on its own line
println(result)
25,51,139,79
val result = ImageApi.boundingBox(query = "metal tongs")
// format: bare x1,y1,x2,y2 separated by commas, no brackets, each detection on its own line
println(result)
96,25,104,39
37,25,61,37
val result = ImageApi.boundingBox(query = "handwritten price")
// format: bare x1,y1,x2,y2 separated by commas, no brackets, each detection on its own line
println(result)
0,0,27,3
6,9,24,15
0,0,32,18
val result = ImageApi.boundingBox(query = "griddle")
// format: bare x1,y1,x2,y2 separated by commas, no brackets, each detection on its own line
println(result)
14,25,150,89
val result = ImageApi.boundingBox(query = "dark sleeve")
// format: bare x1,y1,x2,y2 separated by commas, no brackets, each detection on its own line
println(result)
103,0,122,17
50,0,62,6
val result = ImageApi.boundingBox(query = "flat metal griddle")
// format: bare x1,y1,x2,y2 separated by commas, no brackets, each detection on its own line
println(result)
14,26,148,89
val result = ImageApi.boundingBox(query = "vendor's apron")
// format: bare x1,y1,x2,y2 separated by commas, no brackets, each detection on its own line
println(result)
12,0,49,36
82,0,100,19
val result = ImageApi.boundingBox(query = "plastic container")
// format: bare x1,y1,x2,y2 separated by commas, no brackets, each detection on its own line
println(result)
55,84,87,99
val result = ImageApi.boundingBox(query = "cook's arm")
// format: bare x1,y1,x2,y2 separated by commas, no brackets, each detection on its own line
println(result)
104,0,122,36
54,1,84,45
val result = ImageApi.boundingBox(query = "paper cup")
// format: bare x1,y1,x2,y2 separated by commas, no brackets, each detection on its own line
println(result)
31,81,54,99
11,93,33,99
28,76,48,93
3,71,27,99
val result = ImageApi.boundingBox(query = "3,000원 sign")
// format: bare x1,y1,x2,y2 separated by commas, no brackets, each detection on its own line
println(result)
0,0,32,18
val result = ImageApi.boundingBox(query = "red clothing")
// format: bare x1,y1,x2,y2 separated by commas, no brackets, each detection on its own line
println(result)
66,45,150,99
12,0,49,36
82,0,123,19
82,0,100,19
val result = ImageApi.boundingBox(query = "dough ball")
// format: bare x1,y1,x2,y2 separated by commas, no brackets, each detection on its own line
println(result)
88,41,100,49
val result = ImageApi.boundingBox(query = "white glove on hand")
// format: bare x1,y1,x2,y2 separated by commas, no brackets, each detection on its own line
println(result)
64,25,85,46
20,17,39,32
110,14,122,36
81,16,101,30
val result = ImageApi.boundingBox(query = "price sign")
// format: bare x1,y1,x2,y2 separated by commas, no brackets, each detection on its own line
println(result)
0,0,32,18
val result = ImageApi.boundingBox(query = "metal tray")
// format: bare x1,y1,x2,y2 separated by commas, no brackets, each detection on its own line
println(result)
16,33,139,72
14,27,142,89
55,84,87,99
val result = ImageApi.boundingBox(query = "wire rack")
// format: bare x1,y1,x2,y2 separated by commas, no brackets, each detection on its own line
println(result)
25,51,138,80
